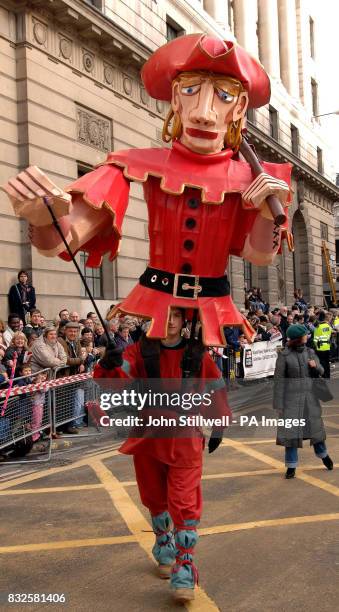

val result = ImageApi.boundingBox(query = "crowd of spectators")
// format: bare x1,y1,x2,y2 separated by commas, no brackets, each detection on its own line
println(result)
221,287,339,381
0,271,338,453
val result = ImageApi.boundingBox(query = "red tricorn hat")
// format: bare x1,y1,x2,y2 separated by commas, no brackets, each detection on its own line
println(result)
142,33,270,109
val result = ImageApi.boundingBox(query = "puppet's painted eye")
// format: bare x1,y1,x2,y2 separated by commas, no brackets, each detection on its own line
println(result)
181,84,201,95
216,88,234,103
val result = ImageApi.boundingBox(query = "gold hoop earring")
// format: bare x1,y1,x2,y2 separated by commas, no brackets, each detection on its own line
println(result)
225,118,243,152
162,109,182,143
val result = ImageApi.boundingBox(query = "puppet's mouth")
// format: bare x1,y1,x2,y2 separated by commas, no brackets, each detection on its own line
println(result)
186,128,218,140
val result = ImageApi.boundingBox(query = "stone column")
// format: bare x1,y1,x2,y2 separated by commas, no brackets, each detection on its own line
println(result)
233,0,259,58
204,0,229,32
257,0,281,79
277,0,299,98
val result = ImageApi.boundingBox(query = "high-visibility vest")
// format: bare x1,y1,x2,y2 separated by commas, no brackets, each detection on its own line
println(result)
334,317,339,330
313,323,332,351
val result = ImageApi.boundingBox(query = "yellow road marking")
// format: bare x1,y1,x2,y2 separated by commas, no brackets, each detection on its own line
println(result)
90,459,219,612
0,535,136,554
2,512,339,556
119,464,332,487
223,438,339,498
0,449,120,491
0,484,104,496
2,464,330,495
199,512,339,537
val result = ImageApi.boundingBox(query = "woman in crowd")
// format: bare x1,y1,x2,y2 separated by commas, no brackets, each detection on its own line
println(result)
273,323,333,479
3,331,31,378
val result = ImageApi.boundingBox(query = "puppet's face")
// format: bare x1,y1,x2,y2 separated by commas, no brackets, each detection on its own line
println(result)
172,73,248,154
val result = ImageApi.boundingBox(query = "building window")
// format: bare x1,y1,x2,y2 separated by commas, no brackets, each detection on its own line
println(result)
79,251,103,298
228,0,234,32
247,108,256,125
77,163,93,177
269,105,279,140
77,162,103,298
244,261,252,290
309,17,315,59
311,78,318,117
166,16,185,42
290,124,299,156
317,146,323,173
320,222,328,242
84,0,103,8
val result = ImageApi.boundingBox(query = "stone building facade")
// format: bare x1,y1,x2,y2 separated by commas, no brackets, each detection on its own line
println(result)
0,0,338,320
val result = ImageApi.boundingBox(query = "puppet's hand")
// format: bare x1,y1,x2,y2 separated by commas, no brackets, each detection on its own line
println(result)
242,172,289,218
1,166,72,227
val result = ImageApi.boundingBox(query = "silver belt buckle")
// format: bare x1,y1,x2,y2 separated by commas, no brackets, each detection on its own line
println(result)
173,273,202,300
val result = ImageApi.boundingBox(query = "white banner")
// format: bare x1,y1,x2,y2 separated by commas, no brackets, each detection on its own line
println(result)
242,340,282,379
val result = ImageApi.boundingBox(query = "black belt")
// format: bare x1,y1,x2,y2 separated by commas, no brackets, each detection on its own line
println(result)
139,267,230,300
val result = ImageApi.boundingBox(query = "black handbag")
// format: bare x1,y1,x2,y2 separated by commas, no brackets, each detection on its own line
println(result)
312,378,333,402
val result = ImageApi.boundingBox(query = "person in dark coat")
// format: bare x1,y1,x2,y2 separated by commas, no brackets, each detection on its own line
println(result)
273,324,333,479
8,270,36,324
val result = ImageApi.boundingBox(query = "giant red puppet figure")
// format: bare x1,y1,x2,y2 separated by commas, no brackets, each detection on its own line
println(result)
2,34,292,602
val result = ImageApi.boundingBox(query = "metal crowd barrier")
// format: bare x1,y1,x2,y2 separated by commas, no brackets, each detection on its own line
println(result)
51,366,100,437
0,369,102,463
0,369,52,464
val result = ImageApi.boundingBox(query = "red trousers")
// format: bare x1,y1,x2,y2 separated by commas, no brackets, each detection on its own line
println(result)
133,453,202,529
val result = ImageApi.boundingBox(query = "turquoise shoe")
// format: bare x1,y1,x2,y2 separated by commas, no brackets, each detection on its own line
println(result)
171,523,199,601
151,511,176,578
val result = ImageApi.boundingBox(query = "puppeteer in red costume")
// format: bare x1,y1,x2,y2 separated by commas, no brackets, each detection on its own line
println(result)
2,33,293,603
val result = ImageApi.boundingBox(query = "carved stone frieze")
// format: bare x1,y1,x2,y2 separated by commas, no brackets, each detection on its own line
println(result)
82,49,95,73
59,36,72,61
103,63,114,85
156,100,164,115
76,106,112,152
26,10,163,119
139,86,149,106
122,76,132,96
32,18,47,47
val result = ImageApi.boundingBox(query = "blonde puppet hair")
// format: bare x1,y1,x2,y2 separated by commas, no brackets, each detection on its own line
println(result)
162,71,246,152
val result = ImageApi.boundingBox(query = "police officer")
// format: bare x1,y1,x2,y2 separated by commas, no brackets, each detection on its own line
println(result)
313,311,332,378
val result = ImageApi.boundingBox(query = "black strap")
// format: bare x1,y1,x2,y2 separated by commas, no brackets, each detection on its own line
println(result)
140,335,161,378
139,267,230,298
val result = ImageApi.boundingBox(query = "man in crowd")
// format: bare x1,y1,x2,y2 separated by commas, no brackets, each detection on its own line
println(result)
69,311,80,323
58,321,86,433
3,314,21,347
23,308,44,339
59,309,70,322
313,310,332,378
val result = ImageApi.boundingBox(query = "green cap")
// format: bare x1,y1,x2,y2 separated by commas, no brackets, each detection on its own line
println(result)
287,324,308,340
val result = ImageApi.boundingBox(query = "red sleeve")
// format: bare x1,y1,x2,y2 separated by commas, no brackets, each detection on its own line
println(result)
60,162,130,267
229,162,293,256
93,342,146,379
121,343,147,379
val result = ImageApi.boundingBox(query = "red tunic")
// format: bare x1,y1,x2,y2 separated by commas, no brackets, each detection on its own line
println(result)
65,142,292,346
93,340,232,467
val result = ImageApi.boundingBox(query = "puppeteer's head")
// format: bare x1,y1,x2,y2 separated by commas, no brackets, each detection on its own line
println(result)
142,33,271,155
